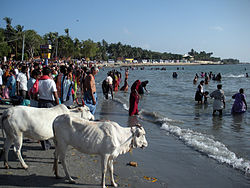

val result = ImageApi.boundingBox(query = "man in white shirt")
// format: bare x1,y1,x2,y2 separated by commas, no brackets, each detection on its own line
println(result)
38,67,59,108
102,71,113,99
36,67,59,150
16,66,28,99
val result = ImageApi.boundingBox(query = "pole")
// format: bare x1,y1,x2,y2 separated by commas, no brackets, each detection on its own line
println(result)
55,38,58,60
21,34,25,61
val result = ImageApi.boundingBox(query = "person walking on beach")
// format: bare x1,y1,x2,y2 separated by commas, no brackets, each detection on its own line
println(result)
83,67,99,115
210,84,225,116
231,88,247,114
195,80,204,104
129,80,141,116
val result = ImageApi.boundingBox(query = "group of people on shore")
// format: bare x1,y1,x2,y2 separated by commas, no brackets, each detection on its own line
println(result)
0,60,102,149
194,72,247,116
0,61,100,113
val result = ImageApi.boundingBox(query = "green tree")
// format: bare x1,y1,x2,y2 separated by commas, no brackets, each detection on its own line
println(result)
0,28,11,58
43,32,59,58
81,39,98,60
25,30,42,60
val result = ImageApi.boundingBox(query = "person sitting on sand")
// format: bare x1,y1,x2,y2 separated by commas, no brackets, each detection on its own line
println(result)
210,84,225,116
231,88,247,114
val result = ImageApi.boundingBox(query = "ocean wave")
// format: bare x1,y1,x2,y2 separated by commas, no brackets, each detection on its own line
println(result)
161,123,250,174
224,74,245,78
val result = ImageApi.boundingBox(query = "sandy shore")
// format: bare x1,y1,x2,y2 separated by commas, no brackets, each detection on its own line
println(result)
98,61,223,68
0,104,165,188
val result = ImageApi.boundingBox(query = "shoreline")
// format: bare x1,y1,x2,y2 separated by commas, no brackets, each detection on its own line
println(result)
98,61,225,68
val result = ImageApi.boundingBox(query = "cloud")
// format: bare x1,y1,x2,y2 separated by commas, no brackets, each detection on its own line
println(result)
210,26,224,32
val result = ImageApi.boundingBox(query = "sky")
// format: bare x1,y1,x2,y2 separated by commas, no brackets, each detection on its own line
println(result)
1,0,250,62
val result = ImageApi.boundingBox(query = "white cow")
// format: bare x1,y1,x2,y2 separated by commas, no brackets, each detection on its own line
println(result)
0,104,94,169
53,114,148,188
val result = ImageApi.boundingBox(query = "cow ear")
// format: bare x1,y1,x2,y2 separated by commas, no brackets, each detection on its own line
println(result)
131,126,136,134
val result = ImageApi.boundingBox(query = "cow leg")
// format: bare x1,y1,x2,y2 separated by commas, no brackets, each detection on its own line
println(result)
53,148,59,178
53,139,60,178
58,144,75,183
13,134,28,169
108,158,117,187
3,136,13,169
101,154,109,188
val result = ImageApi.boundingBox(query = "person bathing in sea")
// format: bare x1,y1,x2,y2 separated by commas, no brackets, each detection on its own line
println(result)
210,84,225,116
138,80,149,95
102,72,113,99
231,88,247,114
129,80,141,116
195,80,204,104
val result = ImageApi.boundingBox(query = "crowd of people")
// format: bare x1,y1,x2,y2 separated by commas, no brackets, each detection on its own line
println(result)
0,61,247,122
194,71,247,116
0,60,151,123
0,61,102,115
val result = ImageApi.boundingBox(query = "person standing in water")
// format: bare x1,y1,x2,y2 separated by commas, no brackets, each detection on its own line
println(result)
102,71,113,99
120,69,129,91
138,80,149,95
195,80,204,104
210,84,225,116
129,80,141,116
231,88,247,114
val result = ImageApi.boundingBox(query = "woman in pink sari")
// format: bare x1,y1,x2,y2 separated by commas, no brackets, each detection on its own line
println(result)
129,80,141,116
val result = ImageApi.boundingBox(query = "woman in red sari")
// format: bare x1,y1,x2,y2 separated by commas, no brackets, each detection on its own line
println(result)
129,80,141,116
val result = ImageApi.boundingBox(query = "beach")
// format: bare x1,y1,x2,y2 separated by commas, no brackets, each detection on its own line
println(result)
99,61,223,68
0,63,250,188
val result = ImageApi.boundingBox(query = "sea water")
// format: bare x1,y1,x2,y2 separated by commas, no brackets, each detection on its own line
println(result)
94,64,250,188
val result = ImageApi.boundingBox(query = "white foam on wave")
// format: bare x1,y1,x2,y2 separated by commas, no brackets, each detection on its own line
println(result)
161,123,250,174
224,74,245,78
123,103,129,111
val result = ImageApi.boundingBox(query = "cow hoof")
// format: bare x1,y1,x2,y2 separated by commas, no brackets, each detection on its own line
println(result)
4,164,10,169
112,182,118,187
68,179,76,184
23,165,29,170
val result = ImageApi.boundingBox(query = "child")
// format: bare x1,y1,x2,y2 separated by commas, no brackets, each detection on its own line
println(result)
204,91,209,104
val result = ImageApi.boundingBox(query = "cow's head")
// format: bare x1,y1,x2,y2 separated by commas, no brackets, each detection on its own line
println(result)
131,124,148,149
69,106,95,120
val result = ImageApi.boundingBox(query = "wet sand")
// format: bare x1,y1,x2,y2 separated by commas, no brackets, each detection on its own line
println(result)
0,104,165,188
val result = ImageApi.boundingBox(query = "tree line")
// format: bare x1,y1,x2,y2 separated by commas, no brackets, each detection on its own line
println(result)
0,17,239,63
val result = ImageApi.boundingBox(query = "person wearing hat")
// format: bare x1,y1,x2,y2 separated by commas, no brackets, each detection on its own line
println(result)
210,84,225,115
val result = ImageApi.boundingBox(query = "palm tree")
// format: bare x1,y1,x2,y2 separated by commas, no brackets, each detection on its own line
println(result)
64,28,69,37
